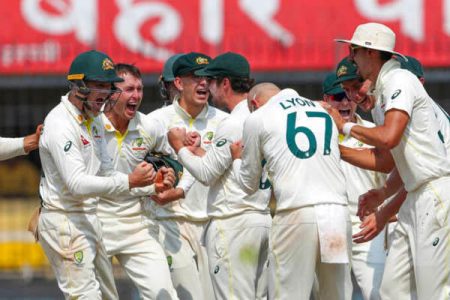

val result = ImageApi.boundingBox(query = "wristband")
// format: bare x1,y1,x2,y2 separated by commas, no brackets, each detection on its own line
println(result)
343,122,357,136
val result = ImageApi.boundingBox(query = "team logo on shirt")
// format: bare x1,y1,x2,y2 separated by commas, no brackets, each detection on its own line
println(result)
216,138,227,147
92,126,101,139
74,250,84,264
132,137,146,151
64,141,72,152
203,131,214,144
391,89,402,99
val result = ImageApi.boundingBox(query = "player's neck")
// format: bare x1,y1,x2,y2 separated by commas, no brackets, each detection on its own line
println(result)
227,93,248,112
106,112,129,134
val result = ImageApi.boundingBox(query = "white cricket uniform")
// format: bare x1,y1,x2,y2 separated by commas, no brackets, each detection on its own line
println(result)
147,100,228,300
0,137,26,160
370,59,450,300
98,112,178,300
176,100,272,299
340,115,388,300
38,95,157,300
233,89,352,300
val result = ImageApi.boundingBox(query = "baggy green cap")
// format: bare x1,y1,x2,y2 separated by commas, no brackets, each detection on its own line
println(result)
195,52,250,78
397,55,424,78
323,73,344,95
67,50,123,83
172,52,211,77
333,57,359,85
162,53,184,82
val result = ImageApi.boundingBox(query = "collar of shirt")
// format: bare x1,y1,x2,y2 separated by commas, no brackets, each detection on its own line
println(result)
231,99,250,116
173,99,209,121
101,113,139,133
61,93,90,125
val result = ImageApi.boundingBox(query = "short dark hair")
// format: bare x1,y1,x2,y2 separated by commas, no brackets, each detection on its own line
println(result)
115,63,142,79
379,51,393,62
216,76,255,93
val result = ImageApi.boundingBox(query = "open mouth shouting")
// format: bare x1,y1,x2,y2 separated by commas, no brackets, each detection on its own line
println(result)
195,87,209,100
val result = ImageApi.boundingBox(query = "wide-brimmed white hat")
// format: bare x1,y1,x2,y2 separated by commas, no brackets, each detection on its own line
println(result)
335,22,406,60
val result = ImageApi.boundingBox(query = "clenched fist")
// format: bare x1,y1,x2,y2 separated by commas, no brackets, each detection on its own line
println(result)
128,161,156,188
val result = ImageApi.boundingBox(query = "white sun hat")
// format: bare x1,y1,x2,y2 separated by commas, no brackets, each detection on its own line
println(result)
335,22,406,60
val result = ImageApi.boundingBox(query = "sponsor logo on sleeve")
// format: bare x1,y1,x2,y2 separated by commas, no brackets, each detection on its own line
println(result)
391,89,402,99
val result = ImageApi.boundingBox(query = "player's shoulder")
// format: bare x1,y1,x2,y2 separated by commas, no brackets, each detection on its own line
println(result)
385,68,417,87
139,112,165,132
207,105,229,121
44,103,72,129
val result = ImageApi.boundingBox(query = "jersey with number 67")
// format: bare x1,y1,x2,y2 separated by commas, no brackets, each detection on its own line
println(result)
235,88,347,211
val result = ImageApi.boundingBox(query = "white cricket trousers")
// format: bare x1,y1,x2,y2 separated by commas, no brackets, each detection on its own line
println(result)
380,176,450,300
38,209,118,300
158,218,214,300
204,212,271,300
269,205,352,300
101,216,178,300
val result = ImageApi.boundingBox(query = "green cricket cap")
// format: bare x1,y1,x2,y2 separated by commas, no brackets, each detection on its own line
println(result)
195,52,250,78
323,73,344,95
397,55,424,78
172,52,211,77
333,57,359,85
67,50,123,83
162,53,184,82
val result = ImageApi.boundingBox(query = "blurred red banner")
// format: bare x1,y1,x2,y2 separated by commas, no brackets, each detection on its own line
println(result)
1,0,449,74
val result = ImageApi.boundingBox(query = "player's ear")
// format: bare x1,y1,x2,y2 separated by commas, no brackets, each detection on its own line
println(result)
173,77,183,92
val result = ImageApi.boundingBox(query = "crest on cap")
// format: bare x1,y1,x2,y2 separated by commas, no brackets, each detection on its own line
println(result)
102,58,114,70
196,57,209,65
337,65,348,78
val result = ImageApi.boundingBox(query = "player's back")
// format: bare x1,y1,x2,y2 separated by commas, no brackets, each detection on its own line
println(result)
254,88,347,211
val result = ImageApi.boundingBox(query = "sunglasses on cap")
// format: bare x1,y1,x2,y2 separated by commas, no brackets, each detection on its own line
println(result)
328,92,347,102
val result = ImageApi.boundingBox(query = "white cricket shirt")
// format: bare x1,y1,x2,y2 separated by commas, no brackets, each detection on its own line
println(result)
177,100,271,218
39,95,130,213
147,99,228,220
372,59,450,192
234,89,347,211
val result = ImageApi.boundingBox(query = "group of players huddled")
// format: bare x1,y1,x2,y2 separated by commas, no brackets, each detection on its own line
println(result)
2,22,449,300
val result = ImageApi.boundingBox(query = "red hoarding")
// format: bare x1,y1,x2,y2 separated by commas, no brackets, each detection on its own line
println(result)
1,0,449,74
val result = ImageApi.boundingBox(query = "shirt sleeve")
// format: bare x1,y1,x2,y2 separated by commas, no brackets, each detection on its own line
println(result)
383,71,416,117
177,121,235,185
0,137,26,161
44,123,130,198
234,115,264,194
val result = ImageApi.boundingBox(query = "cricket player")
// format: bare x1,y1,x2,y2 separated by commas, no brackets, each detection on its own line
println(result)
323,69,387,300
167,52,272,299
97,63,178,299
231,83,352,300
38,50,160,299
0,124,42,161
159,53,184,105
331,22,450,299
147,52,228,300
